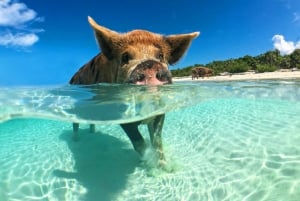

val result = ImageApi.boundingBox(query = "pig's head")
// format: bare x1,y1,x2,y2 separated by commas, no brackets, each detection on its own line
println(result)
88,17,199,85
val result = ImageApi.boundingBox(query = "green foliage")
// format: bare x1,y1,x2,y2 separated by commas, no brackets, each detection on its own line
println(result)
171,66,194,77
206,61,225,75
257,50,281,66
227,60,249,73
279,56,291,69
290,49,300,69
172,49,299,77
256,64,278,73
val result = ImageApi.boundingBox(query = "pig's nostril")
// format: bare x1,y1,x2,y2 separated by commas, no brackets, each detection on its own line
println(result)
137,74,146,82
156,71,168,82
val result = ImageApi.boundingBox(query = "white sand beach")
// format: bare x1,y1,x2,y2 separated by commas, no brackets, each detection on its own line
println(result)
173,70,300,82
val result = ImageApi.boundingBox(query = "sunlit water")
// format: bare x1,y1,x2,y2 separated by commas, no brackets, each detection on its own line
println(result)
0,80,300,201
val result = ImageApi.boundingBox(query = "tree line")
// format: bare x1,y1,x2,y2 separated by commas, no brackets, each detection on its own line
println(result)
171,49,300,77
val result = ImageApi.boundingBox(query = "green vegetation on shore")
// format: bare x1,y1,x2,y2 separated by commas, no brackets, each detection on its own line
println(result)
171,49,300,77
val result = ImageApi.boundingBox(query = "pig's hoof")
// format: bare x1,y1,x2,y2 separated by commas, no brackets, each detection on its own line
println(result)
158,160,174,173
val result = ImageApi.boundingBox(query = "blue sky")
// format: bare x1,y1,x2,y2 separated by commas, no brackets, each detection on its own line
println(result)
0,0,300,86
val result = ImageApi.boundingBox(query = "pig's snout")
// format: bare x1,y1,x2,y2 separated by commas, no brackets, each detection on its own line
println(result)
128,60,172,85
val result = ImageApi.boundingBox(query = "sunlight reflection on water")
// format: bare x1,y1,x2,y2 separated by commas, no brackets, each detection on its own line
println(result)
0,80,300,200
1,80,300,124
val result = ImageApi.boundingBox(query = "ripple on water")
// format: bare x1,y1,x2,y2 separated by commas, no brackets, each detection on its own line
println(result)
1,81,300,200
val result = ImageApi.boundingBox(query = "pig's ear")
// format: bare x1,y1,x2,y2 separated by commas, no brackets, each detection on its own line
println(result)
165,32,200,65
88,16,119,59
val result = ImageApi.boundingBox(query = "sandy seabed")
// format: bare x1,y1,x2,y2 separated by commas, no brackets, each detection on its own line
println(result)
173,70,300,82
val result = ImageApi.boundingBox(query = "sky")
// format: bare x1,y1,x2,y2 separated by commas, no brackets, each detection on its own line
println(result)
0,0,300,86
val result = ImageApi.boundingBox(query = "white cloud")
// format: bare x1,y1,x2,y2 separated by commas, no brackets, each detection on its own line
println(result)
0,0,42,48
272,34,300,55
293,12,300,23
0,0,37,27
0,32,38,46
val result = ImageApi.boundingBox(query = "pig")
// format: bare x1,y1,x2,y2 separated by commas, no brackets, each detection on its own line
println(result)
69,16,199,169
191,67,213,79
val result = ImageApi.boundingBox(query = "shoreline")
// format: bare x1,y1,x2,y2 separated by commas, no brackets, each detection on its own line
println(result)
173,70,300,82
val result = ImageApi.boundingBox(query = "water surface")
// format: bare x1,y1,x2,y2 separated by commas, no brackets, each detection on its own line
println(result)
0,80,300,200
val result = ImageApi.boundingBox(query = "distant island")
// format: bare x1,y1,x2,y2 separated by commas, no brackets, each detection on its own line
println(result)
171,49,300,77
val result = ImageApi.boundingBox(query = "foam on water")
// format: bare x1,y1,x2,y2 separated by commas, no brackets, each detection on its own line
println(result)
0,80,300,200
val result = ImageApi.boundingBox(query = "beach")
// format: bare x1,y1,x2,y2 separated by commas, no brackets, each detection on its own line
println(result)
173,70,300,82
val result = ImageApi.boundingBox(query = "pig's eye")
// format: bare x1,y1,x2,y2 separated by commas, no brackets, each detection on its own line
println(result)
156,52,164,62
121,52,131,65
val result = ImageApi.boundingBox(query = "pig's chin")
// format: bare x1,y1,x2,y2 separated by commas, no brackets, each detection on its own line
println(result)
135,79,168,85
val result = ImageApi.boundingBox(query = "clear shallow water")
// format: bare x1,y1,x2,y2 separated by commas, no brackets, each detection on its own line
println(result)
0,80,300,201
0,83,223,124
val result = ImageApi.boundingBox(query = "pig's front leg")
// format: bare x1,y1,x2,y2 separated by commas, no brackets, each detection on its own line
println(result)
121,121,146,156
147,114,167,168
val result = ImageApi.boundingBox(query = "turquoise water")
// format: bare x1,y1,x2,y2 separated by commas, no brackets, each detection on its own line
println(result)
0,80,300,201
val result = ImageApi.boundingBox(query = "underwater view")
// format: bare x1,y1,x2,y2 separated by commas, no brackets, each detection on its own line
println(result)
0,80,300,201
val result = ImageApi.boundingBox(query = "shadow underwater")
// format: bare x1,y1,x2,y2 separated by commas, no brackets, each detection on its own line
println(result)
54,128,140,201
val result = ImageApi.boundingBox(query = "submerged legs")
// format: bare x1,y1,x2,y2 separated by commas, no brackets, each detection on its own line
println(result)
121,121,146,155
72,122,79,141
121,114,167,168
72,114,168,170
72,123,96,141
147,114,166,165
89,124,96,133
